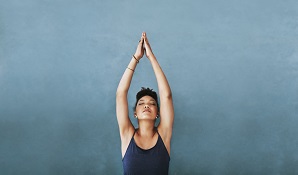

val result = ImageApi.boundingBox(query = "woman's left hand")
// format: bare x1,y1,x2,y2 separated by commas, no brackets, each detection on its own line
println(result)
143,32,155,59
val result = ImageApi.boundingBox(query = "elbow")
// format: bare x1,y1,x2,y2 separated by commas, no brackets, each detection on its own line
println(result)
167,92,173,99
161,91,172,100
116,89,128,98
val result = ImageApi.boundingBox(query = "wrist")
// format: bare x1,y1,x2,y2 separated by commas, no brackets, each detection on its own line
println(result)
133,55,140,63
147,54,156,61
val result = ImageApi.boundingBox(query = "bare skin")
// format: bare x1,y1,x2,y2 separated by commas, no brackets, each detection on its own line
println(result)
116,32,174,158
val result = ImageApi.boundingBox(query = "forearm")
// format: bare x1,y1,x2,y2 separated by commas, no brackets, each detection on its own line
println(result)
116,56,139,139
116,56,139,94
149,55,172,98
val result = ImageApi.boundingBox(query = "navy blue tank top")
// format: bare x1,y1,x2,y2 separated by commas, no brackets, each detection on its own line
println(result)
122,130,170,175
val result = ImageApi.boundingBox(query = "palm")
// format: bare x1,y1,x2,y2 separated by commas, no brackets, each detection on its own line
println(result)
134,36,145,60
144,43,153,58
134,45,144,59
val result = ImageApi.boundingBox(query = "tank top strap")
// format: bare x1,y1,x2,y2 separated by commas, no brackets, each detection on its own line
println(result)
133,129,137,136
132,128,137,139
155,127,160,136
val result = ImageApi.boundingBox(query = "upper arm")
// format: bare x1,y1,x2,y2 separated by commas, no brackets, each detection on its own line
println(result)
158,94,174,142
116,92,135,141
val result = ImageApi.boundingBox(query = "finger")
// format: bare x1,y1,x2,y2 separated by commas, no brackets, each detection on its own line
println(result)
139,36,145,44
141,32,147,49
144,38,150,48
138,39,144,48
144,35,149,45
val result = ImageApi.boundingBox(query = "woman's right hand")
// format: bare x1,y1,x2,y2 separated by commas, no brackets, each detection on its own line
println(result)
133,34,145,60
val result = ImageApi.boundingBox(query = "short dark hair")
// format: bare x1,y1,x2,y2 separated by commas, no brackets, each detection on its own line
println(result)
133,87,159,111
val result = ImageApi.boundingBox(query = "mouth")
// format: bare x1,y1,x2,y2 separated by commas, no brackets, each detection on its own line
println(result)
143,109,151,113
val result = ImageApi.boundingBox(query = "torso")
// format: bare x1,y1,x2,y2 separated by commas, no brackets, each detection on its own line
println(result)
121,127,170,158
122,128,170,175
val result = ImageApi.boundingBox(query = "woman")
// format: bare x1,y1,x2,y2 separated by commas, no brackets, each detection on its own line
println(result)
116,32,174,175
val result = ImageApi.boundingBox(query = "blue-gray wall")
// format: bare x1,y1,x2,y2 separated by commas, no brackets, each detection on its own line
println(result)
1,0,297,174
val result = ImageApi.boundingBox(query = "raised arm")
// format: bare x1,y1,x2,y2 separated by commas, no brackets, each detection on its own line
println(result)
116,34,144,155
143,33,174,148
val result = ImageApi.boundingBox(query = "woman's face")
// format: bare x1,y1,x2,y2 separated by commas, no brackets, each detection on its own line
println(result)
135,95,158,120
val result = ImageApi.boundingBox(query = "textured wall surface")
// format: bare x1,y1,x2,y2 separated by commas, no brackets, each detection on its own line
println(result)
1,0,298,174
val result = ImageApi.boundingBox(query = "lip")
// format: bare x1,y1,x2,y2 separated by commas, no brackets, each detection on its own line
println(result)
143,109,151,113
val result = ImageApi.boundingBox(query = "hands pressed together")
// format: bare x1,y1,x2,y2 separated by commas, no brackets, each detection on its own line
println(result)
134,32,155,61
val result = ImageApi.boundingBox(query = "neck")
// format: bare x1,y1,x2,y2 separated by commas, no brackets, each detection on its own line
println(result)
137,120,156,137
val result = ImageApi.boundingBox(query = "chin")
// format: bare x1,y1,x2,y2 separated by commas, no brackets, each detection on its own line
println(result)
140,116,156,120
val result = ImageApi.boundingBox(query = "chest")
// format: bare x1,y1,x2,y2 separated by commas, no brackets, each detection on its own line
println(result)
133,133,159,150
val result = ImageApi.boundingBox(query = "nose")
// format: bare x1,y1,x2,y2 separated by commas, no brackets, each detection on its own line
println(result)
144,104,149,108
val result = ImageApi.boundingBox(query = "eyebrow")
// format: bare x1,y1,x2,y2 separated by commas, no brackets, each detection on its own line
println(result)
139,99,156,102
